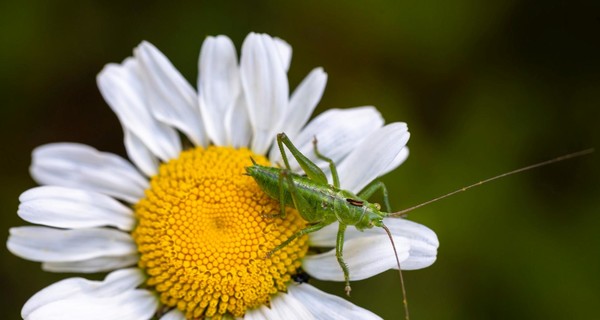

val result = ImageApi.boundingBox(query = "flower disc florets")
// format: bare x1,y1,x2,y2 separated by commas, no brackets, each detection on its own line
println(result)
133,146,308,319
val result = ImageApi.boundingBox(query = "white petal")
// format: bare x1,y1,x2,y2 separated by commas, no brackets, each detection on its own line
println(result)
135,41,206,147
124,129,159,177
7,226,136,263
25,290,156,320
245,291,314,320
309,218,439,249
379,218,439,270
269,107,384,173
224,92,252,148
91,268,146,294
97,58,181,161
337,123,410,193
304,219,438,280
398,238,439,270
160,308,186,320
380,146,409,176
22,268,144,314
303,234,410,281
269,291,315,320
288,284,382,320
198,35,241,146
18,186,134,231
306,222,339,247
381,217,440,248
42,254,139,273
241,33,289,154
23,278,93,314
23,270,156,320
30,143,148,203
284,68,327,139
273,37,292,72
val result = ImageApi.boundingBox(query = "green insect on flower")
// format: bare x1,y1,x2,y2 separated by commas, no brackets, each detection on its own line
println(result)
247,132,413,319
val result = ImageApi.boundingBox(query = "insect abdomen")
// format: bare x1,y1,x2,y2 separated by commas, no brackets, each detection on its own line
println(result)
245,164,334,220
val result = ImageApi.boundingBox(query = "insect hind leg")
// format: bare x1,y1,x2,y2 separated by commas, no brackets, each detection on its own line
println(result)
277,133,328,185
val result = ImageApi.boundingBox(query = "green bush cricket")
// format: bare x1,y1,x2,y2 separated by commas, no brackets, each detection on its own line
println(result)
246,132,593,319
246,133,402,293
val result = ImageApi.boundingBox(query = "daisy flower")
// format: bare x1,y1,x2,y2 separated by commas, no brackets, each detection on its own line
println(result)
7,32,439,320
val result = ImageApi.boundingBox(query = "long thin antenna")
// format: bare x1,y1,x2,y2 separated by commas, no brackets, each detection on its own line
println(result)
390,148,594,217
382,224,410,320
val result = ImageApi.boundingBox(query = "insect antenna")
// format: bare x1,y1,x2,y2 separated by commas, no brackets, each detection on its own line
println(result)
381,224,410,320
390,148,594,217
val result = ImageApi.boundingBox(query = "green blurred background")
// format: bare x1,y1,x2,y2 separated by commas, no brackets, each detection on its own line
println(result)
1,1,598,319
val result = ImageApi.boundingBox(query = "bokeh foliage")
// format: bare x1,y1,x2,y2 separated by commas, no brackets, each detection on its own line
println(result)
0,0,598,319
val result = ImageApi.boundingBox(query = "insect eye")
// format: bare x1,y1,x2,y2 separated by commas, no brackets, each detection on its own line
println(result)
374,203,381,210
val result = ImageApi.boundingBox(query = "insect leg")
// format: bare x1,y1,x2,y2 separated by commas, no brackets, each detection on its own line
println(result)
335,223,352,296
276,168,288,218
312,136,340,188
277,133,328,185
266,221,328,257
261,169,291,219
285,168,317,219
358,180,392,212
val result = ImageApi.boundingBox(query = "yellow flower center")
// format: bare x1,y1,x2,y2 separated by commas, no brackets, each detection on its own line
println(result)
132,146,308,319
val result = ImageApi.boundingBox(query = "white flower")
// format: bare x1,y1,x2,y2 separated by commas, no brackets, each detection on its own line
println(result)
7,32,438,320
